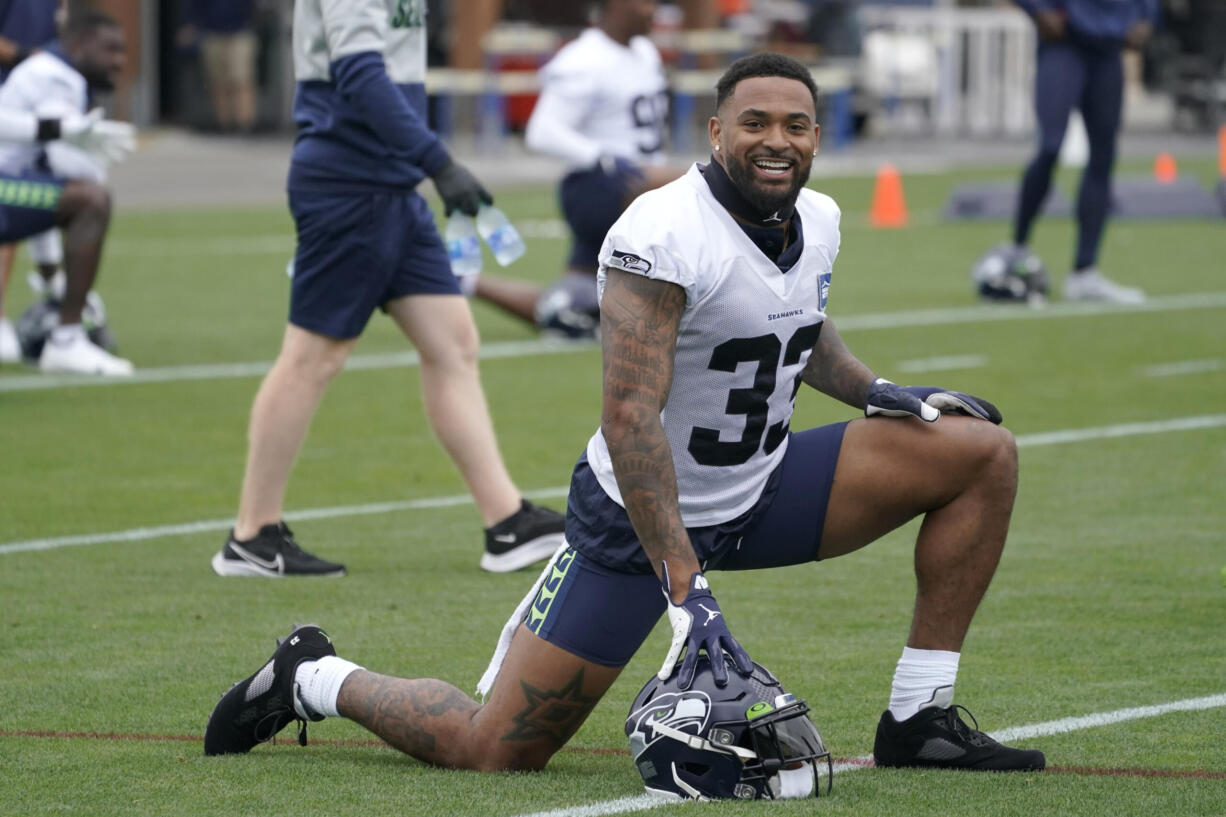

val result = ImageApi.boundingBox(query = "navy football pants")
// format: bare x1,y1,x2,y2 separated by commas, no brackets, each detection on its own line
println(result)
1013,41,1123,271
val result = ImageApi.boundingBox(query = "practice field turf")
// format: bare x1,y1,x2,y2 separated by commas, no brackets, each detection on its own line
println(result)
1,157,1224,817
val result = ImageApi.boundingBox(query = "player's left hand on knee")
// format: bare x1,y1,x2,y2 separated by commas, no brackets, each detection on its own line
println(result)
865,378,940,422
657,565,754,690
904,385,1002,424
865,378,1001,424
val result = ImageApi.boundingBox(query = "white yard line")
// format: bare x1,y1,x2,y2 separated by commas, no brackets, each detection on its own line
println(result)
0,338,596,393
103,220,572,257
1139,359,1224,378
3,292,1224,393
833,291,1226,332
3,414,1224,556
1012,414,1226,448
991,692,1226,744
0,487,570,556
897,354,988,373
513,692,1226,817
513,796,670,817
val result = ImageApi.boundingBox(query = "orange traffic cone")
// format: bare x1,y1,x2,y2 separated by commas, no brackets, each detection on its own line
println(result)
869,164,908,228
1154,151,1178,184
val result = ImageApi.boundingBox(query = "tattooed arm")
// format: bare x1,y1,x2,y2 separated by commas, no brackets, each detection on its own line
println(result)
599,267,697,604
799,318,876,409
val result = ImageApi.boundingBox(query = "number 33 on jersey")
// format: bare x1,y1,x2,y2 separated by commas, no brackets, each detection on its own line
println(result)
585,164,841,528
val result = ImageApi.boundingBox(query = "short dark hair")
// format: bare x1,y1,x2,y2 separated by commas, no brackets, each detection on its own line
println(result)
65,10,120,40
714,52,820,115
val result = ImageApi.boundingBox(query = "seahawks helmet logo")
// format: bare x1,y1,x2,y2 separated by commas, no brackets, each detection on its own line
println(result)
627,691,711,754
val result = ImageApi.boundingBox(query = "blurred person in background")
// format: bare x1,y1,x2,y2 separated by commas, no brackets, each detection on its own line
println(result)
0,0,65,363
178,0,260,134
1007,0,1159,303
0,10,136,375
471,0,682,339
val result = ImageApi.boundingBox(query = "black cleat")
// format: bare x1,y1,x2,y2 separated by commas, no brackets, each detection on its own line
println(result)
211,522,346,578
480,499,565,573
204,624,337,756
874,697,1046,772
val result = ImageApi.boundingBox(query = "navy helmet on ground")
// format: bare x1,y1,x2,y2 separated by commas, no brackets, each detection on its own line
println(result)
625,654,832,801
970,243,1049,306
15,294,117,362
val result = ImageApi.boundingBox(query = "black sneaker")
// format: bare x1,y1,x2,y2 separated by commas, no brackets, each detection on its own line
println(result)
204,624,336,756
874,696,1046,772
211,522,346,578
479,499,565,573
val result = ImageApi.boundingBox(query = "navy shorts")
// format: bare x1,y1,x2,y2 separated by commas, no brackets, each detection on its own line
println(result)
558,159,642,272
287,188,460,340
0,172,63,243
528,422,848,666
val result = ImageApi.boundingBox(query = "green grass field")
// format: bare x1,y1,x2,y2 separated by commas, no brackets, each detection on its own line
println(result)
2,156,1224,816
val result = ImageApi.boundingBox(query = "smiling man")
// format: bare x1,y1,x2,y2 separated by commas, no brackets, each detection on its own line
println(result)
205,53,1045,790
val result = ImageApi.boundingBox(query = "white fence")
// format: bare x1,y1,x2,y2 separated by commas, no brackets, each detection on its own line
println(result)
857,5,1037,136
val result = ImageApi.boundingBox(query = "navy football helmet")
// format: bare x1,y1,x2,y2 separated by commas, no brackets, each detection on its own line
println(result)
533,277,599,340
15,295,117,361
970,243,1049,306
625,655,832,800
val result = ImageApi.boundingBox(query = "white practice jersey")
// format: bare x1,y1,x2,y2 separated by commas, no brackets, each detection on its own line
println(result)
0,51,103,182
525,27,668,169
585,164,841,527
293,0,427,84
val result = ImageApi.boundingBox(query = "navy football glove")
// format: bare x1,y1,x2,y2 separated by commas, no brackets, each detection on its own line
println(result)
430,160,493,217
865,378,1003,424
658,564,753,690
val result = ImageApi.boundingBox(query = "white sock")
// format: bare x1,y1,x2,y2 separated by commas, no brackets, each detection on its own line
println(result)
49,323,85,345
293,655,363,719
888,646,960,722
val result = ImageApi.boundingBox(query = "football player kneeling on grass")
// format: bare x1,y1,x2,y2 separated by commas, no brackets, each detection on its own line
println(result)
0,11,136,375
204,54,1046,793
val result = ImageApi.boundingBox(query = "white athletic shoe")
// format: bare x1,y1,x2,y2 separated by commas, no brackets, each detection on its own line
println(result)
39,332,134,376
0,317,19,363
1063,269,1146,305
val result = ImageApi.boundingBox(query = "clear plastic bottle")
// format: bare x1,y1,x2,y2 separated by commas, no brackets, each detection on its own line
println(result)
444,212,482,279
475,204,526,266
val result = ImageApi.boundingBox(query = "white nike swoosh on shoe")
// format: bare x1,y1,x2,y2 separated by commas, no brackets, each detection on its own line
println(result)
228,542,285,574
492,533,518,544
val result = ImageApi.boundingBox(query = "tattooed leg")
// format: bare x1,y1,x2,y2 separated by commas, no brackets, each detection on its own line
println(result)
337,626,622,772
338,672,479,766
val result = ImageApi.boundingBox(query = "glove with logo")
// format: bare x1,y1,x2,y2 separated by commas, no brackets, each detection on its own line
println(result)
865,378,1002,424
430,159,493,217
658,564,753,690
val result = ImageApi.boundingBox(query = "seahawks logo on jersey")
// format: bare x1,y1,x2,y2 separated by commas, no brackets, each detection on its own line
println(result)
391,0,424,28
609,249,653,275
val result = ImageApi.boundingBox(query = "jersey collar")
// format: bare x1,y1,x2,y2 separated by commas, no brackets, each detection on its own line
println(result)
700,156,796,226
700,160,803,273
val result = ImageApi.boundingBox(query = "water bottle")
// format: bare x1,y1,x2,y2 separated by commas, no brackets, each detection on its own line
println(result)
444,212,482,280
475,205,526,267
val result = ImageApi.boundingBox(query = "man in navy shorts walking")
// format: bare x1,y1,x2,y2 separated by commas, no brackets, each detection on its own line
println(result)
209,0,565,578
